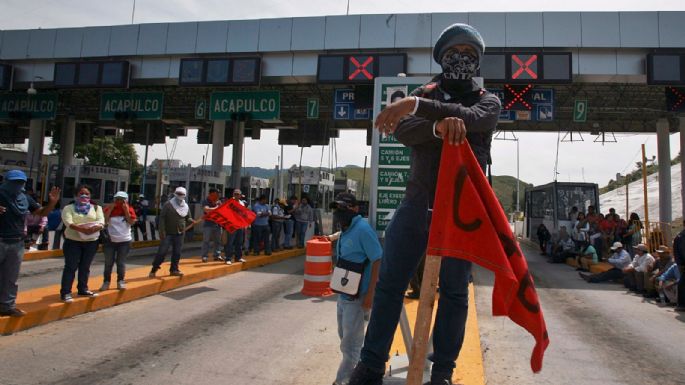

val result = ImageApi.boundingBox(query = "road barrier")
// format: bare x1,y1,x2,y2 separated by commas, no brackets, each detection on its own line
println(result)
301,238,333,297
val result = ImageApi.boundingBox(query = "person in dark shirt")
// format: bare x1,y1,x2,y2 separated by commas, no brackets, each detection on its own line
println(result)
347,23,501,385
0,170,60,317
673,220,685,311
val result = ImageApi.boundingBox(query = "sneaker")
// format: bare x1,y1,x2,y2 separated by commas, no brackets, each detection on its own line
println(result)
100,281,110,291
425,371,453,385
347,362,384,385
0,308,26,317
78,290,98,297
170,270,184,277
117,280,126,290
238,258,246,263
225,260,232,265
149,268,158,278
213,255,225,261
202,257,208,263
61,294,74,303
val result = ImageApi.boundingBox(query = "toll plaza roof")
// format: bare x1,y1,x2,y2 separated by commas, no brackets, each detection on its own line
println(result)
0,12,684,134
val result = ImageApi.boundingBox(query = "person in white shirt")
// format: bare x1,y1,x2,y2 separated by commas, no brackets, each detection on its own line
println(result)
579,242,632,283
101,191,136,291
622,243,654,293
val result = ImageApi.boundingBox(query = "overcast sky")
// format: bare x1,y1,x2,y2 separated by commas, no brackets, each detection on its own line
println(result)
2,0,684,186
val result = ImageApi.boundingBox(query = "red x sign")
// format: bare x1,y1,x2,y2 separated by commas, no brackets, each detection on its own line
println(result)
504,84,533,110
512,55,538,80
349,56,374,80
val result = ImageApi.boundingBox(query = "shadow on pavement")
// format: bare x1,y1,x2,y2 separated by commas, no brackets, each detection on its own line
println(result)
161,286,218,301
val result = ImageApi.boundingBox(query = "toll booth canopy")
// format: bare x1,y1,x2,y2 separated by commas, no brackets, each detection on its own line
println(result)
525,182,599,240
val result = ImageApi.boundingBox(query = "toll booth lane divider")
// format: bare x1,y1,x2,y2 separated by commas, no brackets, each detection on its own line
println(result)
23,235,203,262
0,248,305,335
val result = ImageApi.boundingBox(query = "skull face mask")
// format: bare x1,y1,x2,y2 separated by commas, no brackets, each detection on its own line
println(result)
440,48,479,80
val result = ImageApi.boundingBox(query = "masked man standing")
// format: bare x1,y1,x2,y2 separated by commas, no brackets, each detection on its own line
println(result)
0,170,60,317
150,187,195,277
348,23,501,385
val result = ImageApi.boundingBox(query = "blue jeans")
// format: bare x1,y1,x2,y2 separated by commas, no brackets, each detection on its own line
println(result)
151,233,184,272
296,221,308,248
251,224,271,254
271,221,284,250
0,239,26,311
336,296,367,384
60,238,99,295
283,220,294,248
225,228,244,262
103,241,131,282
201,225,222,259
360,202,471,376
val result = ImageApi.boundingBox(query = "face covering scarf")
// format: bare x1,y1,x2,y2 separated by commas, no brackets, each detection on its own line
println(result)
74,194,92,215
0,181,28,216
334,209,357,231
170,194,189,217
440,49,479,80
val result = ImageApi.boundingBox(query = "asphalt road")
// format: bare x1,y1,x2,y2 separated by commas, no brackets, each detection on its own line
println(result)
0,255,341,385
474,242,685,385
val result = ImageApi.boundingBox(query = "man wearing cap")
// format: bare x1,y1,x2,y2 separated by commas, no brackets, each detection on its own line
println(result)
149,187,195,277
622,244,654,293
0,170,60,317
329,193,382,385
645,245,675,298
672,221,685,311
224,188,247,265
579,241,632,283
200,188,223,263
349,23,500,385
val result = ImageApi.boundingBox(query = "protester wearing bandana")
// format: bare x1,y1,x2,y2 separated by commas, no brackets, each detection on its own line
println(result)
0,170,60,316
348,23,501,385
149,187,195,277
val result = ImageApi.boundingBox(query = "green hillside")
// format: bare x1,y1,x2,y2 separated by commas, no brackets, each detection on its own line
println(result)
491,175,532,213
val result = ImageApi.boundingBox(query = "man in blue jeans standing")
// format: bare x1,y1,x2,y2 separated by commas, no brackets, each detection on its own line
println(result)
0,170,60,317
347,23,500,385
251,195,271,256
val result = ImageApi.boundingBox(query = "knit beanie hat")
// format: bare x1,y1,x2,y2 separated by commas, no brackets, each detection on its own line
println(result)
433,23,485,64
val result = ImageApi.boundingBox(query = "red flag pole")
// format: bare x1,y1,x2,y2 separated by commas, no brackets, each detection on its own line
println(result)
406,254,442,385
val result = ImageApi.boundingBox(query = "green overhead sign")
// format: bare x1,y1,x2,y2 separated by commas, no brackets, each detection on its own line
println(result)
99,92,164,120
209,91,280,121
0,93,58,120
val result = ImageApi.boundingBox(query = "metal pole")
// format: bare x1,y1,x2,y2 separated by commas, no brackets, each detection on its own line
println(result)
641,144,651,249
280,145,285,199
361,155,367,201
625,178,629,219
141,123,150,197
516,138,520,212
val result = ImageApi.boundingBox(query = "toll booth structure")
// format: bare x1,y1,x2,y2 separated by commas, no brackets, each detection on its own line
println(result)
287,168,336,211
525,182,599,241
62,164,130,205
239,175,271,205
334,177,358,198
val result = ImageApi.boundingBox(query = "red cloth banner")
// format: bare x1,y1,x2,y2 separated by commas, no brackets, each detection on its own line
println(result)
205,199,256,233
427,143,549,373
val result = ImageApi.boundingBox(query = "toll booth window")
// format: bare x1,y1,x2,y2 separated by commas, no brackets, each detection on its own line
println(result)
650,54,682,83
206,59,230,84
317,56,344,82
63,178,76,199
480,54,506,81
80,178,102,200
101,62,128,87
104,180,116,203
54,63,77,86
180,59,204,85
377,55,406,77
231,58,259,84
78,63,99,86
0,64,11,90
542,54,571,82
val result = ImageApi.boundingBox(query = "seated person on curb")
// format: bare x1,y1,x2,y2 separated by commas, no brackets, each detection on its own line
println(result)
579,242,631,283
656,262,680,305
327,193,382,385
645,246,675,298
536,223,551,256
551,226,576,263
575,240,598,271
623,244,654,293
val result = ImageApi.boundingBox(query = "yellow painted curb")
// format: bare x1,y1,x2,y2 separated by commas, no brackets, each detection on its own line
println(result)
24,239,170,261
0,248,305,335
389,283,485,385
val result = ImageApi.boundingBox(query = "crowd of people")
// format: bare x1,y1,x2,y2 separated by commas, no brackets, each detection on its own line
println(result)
536,205,684,312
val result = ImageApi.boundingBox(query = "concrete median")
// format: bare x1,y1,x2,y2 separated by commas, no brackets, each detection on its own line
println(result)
0,248,304,335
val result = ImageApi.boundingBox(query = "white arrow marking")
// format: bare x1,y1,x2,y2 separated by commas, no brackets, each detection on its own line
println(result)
337,106,347,118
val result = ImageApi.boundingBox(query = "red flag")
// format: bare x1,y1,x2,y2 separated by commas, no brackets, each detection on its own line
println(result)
427,143,549,373
205,199,256,233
